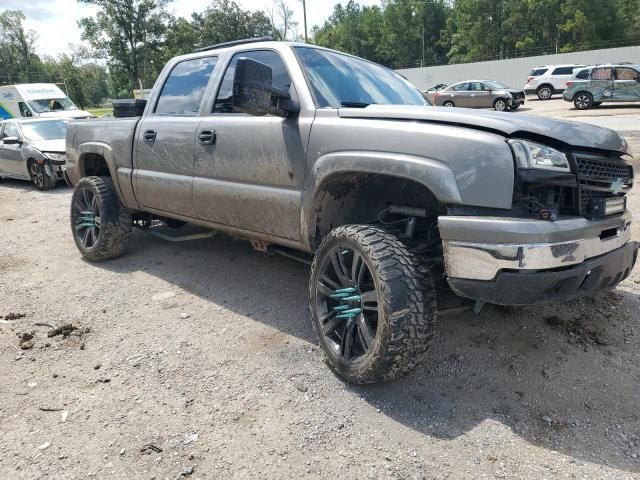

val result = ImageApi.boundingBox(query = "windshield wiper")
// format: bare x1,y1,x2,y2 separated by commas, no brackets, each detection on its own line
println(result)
340,101,371,108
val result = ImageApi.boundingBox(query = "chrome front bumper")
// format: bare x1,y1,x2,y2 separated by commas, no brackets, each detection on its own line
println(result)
443,221,632,281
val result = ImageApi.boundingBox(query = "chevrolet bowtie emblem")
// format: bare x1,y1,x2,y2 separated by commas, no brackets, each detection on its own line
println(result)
610,178,624,194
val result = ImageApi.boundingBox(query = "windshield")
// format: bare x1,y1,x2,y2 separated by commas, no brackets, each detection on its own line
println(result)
28,97,77,113
20,120,68,141
485,80,508,89
294,47,428,108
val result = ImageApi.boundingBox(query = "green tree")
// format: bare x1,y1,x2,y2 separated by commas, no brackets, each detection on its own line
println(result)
0,10,39,84
164,0,272,57
78,0,172,93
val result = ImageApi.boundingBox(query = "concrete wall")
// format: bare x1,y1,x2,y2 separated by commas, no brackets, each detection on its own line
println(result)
396,46,640,91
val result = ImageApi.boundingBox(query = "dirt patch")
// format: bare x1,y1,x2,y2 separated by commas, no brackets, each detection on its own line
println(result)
17,331,35,350
2,312,26,320
47,324,89,338
545,313,610,346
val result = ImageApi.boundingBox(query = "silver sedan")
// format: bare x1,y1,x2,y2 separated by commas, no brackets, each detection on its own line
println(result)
433,80,526,111
0,118,68,190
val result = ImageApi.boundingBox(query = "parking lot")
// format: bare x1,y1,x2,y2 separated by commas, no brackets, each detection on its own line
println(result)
1,102,639,479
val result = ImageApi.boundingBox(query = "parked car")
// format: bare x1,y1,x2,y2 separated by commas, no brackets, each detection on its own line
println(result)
65,39,637,384
0,84,92,120
0,118,68,190
563,64,640,109
524,64,585,100
433,80,525,111
422,83,447,103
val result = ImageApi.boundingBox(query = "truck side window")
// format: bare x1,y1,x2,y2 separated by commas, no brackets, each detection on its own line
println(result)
154,57,218,116
214,50,293,114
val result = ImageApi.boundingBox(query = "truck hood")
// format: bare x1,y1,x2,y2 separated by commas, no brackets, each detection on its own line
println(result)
30,139,65,153
338,105,626,154
38,110,92,119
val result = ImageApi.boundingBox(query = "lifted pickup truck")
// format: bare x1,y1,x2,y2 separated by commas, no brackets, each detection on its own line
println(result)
66,39,638,383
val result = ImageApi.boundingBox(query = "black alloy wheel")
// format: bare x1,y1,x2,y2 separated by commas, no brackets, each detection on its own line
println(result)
310,225,437,384
314,244,379,363
72,184,102,250
70,176,132,261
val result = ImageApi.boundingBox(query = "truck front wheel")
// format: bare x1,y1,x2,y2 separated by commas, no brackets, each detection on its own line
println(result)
70,176,132,261
309,225,436,383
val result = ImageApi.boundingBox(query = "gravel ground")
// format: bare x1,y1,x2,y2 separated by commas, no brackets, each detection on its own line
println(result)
1,107,640,479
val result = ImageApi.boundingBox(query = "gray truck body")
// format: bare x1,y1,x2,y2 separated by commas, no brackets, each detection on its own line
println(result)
66,41,637,305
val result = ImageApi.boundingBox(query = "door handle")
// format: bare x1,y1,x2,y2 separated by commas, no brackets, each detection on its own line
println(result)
198,130,216,145
143,130,157,142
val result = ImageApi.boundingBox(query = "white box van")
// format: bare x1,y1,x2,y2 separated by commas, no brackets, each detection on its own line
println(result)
0,84,92,120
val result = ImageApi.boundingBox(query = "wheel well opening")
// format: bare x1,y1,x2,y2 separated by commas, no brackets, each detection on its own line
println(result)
82,153,110,177
310,172,442,250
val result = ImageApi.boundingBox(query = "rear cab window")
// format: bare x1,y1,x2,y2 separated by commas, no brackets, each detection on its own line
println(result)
154,57,218,116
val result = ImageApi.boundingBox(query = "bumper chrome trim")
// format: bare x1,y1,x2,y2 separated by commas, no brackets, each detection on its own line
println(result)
443,223,632,281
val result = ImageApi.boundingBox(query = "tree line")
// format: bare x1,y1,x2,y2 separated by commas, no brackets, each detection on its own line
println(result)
2,0,639,108
0,0,298,107
314,0,640,69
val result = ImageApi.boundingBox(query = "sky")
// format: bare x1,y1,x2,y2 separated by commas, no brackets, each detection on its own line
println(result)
3,0,381,58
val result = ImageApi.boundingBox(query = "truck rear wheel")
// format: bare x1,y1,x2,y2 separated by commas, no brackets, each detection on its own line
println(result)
70,176,132,261
309,225,436,383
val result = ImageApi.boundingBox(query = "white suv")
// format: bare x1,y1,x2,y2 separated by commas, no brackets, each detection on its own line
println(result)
524,64,585,100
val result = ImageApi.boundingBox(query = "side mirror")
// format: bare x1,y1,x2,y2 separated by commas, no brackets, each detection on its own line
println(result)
232,57,299,118
2,136,22,145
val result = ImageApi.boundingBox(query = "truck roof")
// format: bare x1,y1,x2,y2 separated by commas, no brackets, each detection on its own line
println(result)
170,40,338,64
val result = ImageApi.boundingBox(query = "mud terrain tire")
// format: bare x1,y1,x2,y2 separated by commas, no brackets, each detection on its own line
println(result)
309,225,437,383
70,176,132,261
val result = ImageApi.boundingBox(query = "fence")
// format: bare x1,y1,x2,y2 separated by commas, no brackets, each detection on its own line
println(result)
395,45,640,91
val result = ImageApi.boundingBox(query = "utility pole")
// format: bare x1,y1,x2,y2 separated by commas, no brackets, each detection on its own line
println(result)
302,0,308,43
422,26,425,68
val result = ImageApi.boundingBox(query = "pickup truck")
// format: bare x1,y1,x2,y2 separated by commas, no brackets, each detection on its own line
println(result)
65,39,638,384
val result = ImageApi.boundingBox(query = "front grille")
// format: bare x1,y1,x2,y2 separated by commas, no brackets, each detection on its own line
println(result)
574,154,633,217
576,157,633,179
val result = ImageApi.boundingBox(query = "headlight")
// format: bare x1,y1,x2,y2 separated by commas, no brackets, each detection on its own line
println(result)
619,134,633,157
44,152,66,162
508,139,570,172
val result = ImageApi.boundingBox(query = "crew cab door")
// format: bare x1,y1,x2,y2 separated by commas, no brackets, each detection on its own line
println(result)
613,66,640,102
133,56,218,217
193,49,306,241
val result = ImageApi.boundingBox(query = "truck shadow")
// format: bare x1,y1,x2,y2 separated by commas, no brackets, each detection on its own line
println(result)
94,229,640,473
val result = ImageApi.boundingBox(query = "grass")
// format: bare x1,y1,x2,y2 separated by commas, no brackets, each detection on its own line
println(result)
87,107,113,117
